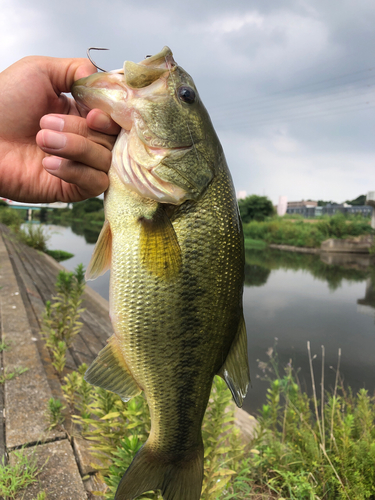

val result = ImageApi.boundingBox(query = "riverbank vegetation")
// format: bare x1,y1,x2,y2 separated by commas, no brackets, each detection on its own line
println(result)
244,212,373,248
40,267,375,500
0,204,74,261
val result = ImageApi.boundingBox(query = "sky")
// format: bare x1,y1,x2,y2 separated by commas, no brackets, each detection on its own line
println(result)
1,0,374,205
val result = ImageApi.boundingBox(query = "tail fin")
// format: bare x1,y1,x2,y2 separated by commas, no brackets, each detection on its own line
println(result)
115,440,204,500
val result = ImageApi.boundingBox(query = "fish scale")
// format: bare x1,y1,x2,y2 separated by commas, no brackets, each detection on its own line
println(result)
72,46,249,500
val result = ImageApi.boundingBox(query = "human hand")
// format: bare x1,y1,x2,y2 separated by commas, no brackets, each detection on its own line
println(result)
0,56,120,203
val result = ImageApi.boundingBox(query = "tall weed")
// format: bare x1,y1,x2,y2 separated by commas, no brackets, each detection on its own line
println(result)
246,345,375,499
18,224,50,251
244,213,373,248
41,264,86,373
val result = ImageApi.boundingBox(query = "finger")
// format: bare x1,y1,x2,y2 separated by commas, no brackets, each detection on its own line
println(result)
39,113,118,149
42,157,109,198
36,129,112,173
86,109,121,135
45,57,97,94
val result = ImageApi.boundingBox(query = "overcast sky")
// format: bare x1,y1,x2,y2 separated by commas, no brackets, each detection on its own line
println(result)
2,0,374,205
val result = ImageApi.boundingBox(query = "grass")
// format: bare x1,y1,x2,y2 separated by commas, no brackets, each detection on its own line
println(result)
242,344,375,499
0,367,28,384
0,341,10,353
17,224,50,251
45,249,74,262
243,213,373,248
0,450,40,499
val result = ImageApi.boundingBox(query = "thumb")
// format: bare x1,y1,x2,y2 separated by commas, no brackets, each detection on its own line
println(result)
45,57,97,94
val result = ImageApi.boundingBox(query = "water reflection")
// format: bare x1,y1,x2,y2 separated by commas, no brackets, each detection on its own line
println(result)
243,247,375,414
244,248,372,291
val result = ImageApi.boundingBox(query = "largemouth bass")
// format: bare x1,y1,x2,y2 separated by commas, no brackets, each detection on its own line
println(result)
72,47,249,500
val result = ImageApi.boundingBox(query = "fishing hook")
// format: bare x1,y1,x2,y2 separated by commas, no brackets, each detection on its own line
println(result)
87,47,109,72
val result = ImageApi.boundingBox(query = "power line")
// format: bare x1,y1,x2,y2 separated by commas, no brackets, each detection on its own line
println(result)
214,101,375,130
210,82,375,121
209,67,375,112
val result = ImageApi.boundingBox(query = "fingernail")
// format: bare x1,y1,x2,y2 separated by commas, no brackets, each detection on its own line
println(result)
43,156,62,171
41,130,67,150
41,115,65,131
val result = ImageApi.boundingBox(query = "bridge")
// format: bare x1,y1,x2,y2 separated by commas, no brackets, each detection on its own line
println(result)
0,198,70,210
1,198,71,220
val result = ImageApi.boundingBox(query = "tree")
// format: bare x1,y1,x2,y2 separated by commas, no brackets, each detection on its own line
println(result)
345,194,366,206
238,195,275,223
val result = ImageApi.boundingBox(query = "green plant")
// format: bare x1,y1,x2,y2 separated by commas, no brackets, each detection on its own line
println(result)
243,214,373,248
36,492,47,499
41,264,86,372
51,341,67,373
46,397,66,429
0,207,23,229
201,377,244,499
0,340,10,352
244,345,375,499
18,224,50,251
0,367,28,384
45,249,74,262
0,450,40,499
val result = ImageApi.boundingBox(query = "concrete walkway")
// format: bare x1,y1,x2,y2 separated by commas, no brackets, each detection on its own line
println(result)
0,224,257,499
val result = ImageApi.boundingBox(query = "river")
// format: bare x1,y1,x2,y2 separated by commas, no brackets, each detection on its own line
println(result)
42,223,375,414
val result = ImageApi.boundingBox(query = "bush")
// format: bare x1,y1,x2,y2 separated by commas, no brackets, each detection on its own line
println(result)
238,195,275,223
243,214,373,248
0,207,23,229
18,224,50,251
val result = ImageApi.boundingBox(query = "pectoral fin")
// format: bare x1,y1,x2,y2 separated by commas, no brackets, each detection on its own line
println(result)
218,315,250,408
85,335,141,401
139,205,182,279
155,148,213,200
85,220,112,281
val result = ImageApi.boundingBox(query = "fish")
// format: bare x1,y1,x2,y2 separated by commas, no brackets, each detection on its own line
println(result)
71,46,250,500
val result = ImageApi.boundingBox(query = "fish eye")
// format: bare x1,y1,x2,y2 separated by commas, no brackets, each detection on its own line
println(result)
178,86,196,104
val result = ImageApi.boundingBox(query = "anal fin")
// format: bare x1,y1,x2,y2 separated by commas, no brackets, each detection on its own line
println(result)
85,335,141,402
139,205,181,279
218,314,250,408
86,220,112,281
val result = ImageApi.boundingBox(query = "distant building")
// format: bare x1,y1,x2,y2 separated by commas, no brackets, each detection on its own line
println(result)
287,200,318,208
286,200,318,217
286,200,372,218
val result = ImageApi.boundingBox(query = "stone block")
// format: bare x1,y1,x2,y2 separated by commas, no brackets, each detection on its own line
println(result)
73,436,106,476
10,439,87,499
321,235,373,254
